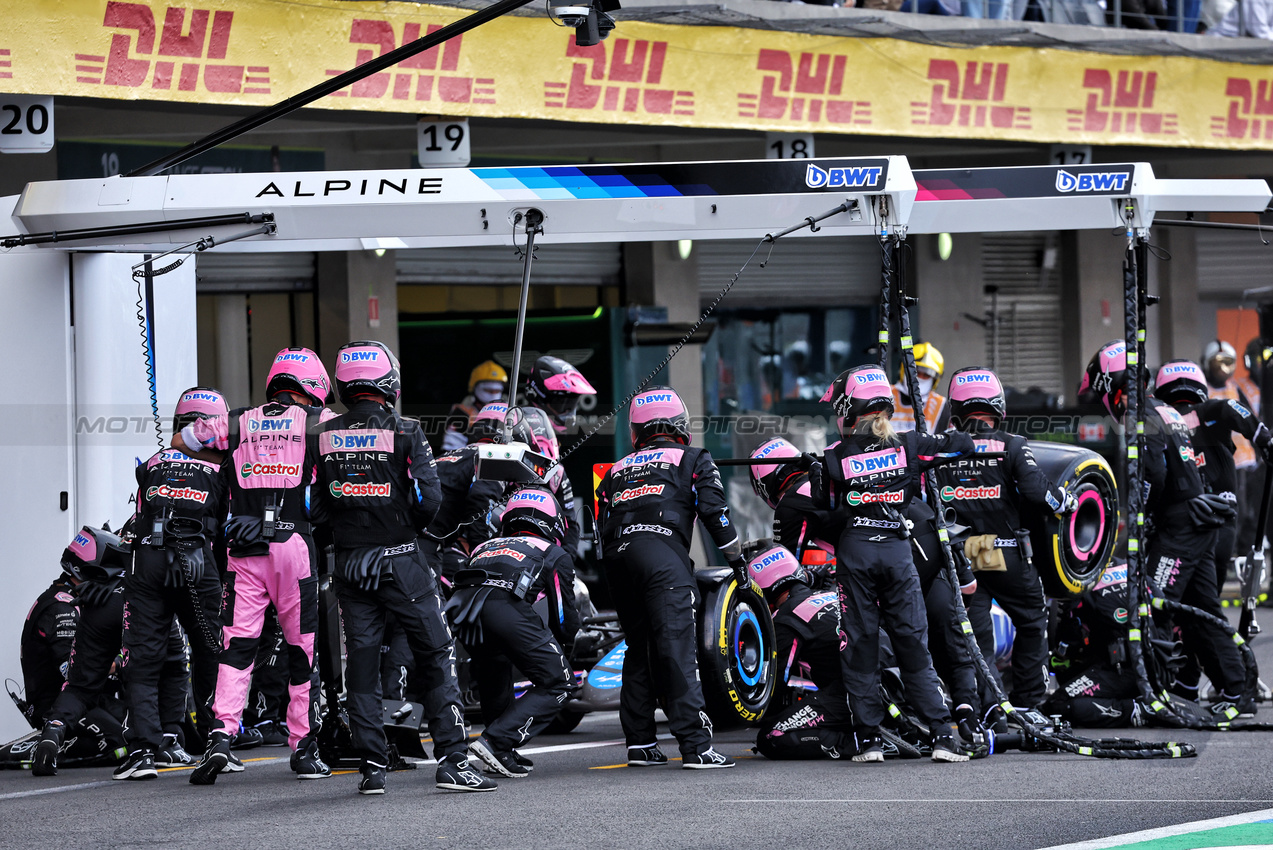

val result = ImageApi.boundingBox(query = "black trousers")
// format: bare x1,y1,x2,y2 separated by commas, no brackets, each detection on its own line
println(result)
1214,518,1237,591
919,567,980,713
968,547,1049,710
604,535,712,756
333,547,466,765
1148,522,1245,696
1042,663,1139,727
837,530,950,729
468,594,574,751
755,687,853,759
123,546,222,752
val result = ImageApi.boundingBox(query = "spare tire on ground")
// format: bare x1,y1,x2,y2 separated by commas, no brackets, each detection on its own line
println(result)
696,568,777,728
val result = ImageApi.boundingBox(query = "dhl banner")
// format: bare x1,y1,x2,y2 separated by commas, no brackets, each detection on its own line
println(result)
8,0,1273,149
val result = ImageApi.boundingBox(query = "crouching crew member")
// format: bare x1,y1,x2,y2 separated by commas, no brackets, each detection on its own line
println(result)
809,365,973,764
750,545,853,760
749,438,844,588
311,341,495,795
595,386,745,769
447,487,580,778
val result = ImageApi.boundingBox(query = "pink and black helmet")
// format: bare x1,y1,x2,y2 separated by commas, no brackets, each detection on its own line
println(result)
173,386,228,434
469,402,511,444
1153,360,1209,406
1080,340,1128,417
749,438,802,508
824,365,893,433
748,545,809,604
629,386,690,448
62,525,130,583
948,367,1007,426
266,347,332,406
516,406,561,461
527,355,596,433
335,340,401,405
501,486,565,545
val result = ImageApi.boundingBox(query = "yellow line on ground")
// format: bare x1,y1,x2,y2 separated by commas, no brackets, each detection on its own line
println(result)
590,757,683,770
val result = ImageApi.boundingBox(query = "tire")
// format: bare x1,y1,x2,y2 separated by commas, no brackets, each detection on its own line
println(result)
695,569,777,729
1023,441,1120,598
543,708,585,735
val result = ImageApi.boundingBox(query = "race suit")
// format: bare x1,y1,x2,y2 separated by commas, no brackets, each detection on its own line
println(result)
20,578,79,726
595,438,743,757
1179,397,1269,588
933,423,1067,710
183,401,328,750
445,534,580,752
773,471,845,588
126,448,227,753
1143,399,1246,699
423,443,504,583
310,399,465,768
755,584,854,759
810,428,973,731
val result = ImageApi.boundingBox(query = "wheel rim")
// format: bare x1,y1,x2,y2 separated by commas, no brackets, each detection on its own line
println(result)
731,604,766,696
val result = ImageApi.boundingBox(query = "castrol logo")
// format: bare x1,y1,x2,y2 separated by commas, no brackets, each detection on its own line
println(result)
613,484,664,503
939,484,1002,501
240,462,302,478
474,546,527,562
329,481,392,498
845,490,904,506
146,485,209,503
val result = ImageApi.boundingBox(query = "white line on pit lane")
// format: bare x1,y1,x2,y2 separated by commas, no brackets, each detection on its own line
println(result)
405,735,673,766
0,780,114,800
1036,806,1273,850
723,799,1273,804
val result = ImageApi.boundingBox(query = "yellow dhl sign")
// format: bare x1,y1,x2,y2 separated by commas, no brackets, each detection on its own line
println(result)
7,0,1273,149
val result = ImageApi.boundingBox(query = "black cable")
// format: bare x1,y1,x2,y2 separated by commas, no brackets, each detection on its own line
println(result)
136,257,164,454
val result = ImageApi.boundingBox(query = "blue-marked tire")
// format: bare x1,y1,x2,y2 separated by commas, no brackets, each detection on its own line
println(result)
696,569,777,728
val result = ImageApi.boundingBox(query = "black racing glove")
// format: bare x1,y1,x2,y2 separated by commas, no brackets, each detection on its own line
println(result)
730,558,764,598
1186,493,1236,528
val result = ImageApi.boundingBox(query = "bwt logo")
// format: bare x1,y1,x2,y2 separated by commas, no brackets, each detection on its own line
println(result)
1104,344,1126,358
849,453,901,474
955,373,994,386
752,551,788,572
1055,170,1130,193
247,418,291,433
183,392,220,403
629,451,667,464
853,372,883,385
511,492,550,505
330,433,378,449
738,49,871,126
74,533,91,548
1162,364,1196,375
634,393,674,406
804,164,883,190
755,441,787,458
276,353,309,363
340,350,379,363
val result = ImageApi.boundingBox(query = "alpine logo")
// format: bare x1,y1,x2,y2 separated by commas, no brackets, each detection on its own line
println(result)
146,485,209,503
329,481,392,498
240,462,302,478
247,418,291,433
613,484,665,503
1055,170,1130,194
845,489,904,506
329,433,378,449
340,350,380,363
939,484,1001,501
804,164,884,190
846,448,904,477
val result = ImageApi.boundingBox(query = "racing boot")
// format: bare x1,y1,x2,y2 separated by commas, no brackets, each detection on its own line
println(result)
627,744,668,766
851,729,884,763
290,736,331,780
469,736,529,778
931,723,971,763
190,731,232,785
436,751,498,791
156,734,197,767
112,749,158,781
31,721,65,777
511,749,534,771
230,726,264,750
682,747,734,769
255,720,289,747
358,761,387,795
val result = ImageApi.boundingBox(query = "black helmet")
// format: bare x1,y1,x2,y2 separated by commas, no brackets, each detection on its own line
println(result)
948,367,1007,427
822,365,893,433
334,340,401,405
1245,338,1273,385
527,355,596,433
1153,360,1209,406
503,405,538,447
61,526,130,584
500,486,566,546
629,386,690,448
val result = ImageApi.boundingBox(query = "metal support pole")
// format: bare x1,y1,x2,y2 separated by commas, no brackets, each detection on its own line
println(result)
506,208,544,417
